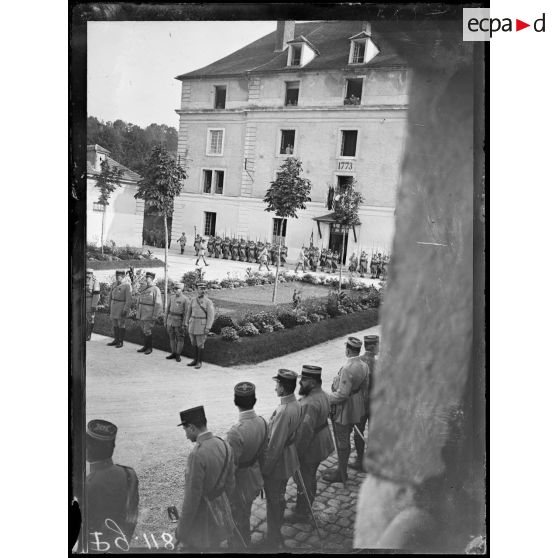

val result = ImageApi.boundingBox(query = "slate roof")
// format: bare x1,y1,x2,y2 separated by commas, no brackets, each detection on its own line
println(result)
176,20,406,80
86,145,141,182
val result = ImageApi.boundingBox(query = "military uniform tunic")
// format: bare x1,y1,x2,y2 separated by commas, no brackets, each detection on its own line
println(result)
109,282,132,325
329,356,369,426
86,276,101,323
185,295,215,348
137,284,163,335
166,293,188,354
176,432,235,551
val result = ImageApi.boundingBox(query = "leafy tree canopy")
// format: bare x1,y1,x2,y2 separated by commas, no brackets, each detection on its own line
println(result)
263,157,312,218
333,183,364,227
95,158,124,205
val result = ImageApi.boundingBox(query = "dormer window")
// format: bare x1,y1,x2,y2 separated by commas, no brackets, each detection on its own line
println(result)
351,41,365,64
348,32,379,65
287,36,319,68
290,45,301,66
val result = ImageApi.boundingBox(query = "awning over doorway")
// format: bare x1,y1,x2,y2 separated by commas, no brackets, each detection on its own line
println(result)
313,212,361,242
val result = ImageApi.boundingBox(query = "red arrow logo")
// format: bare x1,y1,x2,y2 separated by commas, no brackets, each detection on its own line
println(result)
516,19,530,31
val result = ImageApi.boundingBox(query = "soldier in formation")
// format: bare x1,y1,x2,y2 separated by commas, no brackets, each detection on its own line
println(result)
348,252,358,273
255,241,263,263
358,250,369,277
308,246,318,272
194,234,201,257
185,281,215,369
85,268,101,341
270,244,279,267
213,236,222,258
370,252,380,278
239,239,247,262
207,235,215,257
136,271,163,355
325,249,333,273
85,419,139,550
177,232,187,255
294,245,307,273
175,406,235,552
248,240,256,263
331,250,339,272
222,237,231,259
165,282,188,363
107,270,132,348
280,244,288,267
231,238,239,261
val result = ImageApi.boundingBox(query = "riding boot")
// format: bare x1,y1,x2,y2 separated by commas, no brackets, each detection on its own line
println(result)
166,337,176,359
175,340,184,362
137,334,147,352
195,348,203,369
107,326,119,346
187,346,198,366
144,334,153,355
116,328,125,348
322,449,350,483
86,322,92,341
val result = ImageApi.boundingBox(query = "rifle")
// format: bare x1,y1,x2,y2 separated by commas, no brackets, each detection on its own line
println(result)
328,406,347,488
294,469,323,539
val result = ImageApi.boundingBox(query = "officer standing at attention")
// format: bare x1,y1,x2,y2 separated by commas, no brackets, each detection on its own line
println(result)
165,282,188,362
85,419,139,548
136,271,163,355
285,365,334,524
175,406,235,552
107,270,132,348
177,232,187,255
260,369,303,550
185,282,215,369
323,336,369,483
350,334,380,471
85,268,101,341
225,382,268,548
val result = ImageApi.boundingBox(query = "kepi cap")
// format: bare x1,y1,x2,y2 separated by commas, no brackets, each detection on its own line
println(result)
145,271,156,279
301,365,322,380
173,282,184,290
346,336,363,350
364,335,380,350
234,382,256,398
196,281,207,288
177,405,206,427
272,369,298,382
86,268,94,274
87,419,117,442
115,270,126,276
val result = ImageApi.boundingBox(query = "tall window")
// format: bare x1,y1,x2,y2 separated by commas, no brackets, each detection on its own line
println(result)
290,45,302,66
350,41,365,64
340,130,358,157
285,81,300,106
214,86,226,109
345,78,363,104
203,170,212,193
214,170,224,194
206,129,224,156
202,169,225,195
272,218,287,245
204,212,216,236
280,130,296,155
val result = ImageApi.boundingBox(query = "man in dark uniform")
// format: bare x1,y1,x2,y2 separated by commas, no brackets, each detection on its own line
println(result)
280,244,288,267
175,406,235,552
85,419,138,551
107,270,132,348
359,251,369,277
185,282,215,369
222,237,231,259
255,241,262,263
248,241,256,262
260,369,303,550
350,334,380,471
323,337,369,483
177,232,187,255
85,268,101,341
230,238,239,261
194,234,201,256
165,282,188,362
226,382,268,548
286,365,334,524
207,235,215,257
136,271,163,355
214,236,222,258
238,239,247,261
270,244,279,267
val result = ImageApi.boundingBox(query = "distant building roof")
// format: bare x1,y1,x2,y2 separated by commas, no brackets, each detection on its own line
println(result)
86,144,141,182
176,20,406,80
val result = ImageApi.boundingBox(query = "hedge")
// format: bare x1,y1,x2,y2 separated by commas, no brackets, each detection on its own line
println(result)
92,307,379,366
87,258,164,270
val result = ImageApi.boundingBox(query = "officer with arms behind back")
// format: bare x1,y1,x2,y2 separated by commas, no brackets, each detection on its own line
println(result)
107,270,132,348
185,281,215,369
164,282,188,362
136,271,163,355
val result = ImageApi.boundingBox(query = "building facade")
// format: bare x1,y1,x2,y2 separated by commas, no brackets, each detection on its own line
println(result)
173,21,409,261
87,144,145,247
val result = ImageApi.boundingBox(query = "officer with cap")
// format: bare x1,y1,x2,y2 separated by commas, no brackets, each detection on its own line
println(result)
136,271,163,355
185,282,215,369
165,282,188,362
259,369,303,550
225,382,268,548
85,268,101,341
350,334,380,471
85,420,139,548
107,270,132,348
285,365,334,524
323,336,369,483
175,406,235,551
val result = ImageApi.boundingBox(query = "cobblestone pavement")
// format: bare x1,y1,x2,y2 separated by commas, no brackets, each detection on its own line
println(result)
92,244,382,290
85,324,379,552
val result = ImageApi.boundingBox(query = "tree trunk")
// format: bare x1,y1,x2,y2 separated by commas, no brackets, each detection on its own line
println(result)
163,213,168,310
100,207,106,255
338,229,346,295
271,217,284,303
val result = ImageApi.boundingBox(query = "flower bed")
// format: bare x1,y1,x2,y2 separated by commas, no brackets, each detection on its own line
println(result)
87,258,164,271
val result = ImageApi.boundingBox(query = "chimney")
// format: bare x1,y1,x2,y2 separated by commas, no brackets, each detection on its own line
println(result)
361,21,372,34
274,20,295,52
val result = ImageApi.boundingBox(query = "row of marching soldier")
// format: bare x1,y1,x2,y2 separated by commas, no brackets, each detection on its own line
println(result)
84,334,380,552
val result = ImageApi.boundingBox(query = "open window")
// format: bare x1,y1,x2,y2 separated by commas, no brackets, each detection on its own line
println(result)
214,86,226,109
350,40,366,64
340,130,358,157
204,212,216,236
272,218,287,246
289,45,302,67
285,81,300,106
345,78,363,105
337,175,354,192
201,169,225,195
203,170,212,193
280,130,296,155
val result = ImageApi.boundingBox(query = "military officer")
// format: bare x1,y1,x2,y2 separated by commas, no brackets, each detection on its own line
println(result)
270,244,279,267
286,365,334,524
222,237,231,259
323,336,369,483
294,245,306,273
207,235,215,257
348,252,358,273
358,251,368,277
177,232,187,255
258,245,271,272
230,238,239,261
260,369,303,550
226,382,268,548
248,241,256,263
85,419,139,548
350,334,380,471
165,282,188,363
195,237,209,267
214,236,222,258
85,268,101,341
280,244,288,267
185,282,215,369
193,234,201,256
107,270,132,348
175,406,236,552
136,271,163,355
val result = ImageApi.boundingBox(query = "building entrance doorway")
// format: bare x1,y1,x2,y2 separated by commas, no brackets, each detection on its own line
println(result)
328,224,348,264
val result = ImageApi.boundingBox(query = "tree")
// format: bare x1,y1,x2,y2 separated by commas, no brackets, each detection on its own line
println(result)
94,158,124,254
134,145,187,308
333,182,364,294
263,157,312,302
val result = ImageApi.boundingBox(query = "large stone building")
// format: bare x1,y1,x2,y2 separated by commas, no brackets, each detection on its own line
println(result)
87,144,145,247
172,20,409,261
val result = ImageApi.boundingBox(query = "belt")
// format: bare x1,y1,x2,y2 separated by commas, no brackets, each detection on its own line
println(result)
112,298,126,302
139,302,154,306
169,312,184,316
